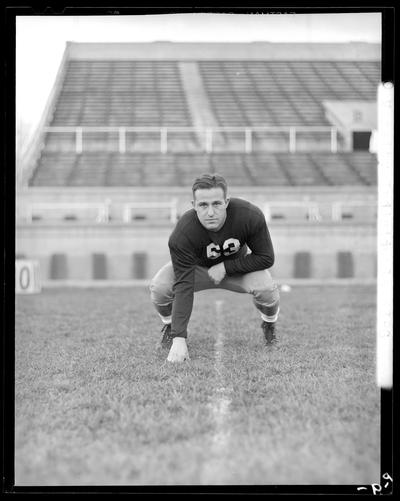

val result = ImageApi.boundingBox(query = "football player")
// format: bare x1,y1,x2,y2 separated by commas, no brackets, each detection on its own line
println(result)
150,173,280,362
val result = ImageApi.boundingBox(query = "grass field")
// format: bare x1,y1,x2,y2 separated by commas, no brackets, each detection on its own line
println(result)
14,284,380,487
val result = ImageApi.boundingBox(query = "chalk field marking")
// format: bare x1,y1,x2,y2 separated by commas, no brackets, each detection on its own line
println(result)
211,300,232,451
201,299,234,484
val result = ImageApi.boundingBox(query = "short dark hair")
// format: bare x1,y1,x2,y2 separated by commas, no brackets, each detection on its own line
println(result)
192,173,228,198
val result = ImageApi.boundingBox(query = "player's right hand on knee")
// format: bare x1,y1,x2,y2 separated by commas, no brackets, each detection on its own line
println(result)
167,337,190,362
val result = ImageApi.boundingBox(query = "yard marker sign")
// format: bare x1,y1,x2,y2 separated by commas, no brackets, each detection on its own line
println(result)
15,260,41,294
376,82,393,389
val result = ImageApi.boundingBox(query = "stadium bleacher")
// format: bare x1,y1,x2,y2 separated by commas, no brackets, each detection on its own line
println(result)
199,60,379,124
27,49,379,188
52,60,192,127
29,151,378,187
17,42,380,281
343,151,378,185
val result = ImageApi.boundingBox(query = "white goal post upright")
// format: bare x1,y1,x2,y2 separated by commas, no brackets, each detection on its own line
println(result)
376,82,393,389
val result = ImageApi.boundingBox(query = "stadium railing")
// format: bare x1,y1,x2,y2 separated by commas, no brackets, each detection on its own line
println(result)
22,199,179,224
263,201,321,222
122,200,178,223
331,200,377,221
20,199,376,224
24,202,111,223
42,125,339,153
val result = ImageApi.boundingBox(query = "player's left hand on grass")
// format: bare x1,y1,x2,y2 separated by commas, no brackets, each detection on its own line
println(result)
207,262,226,285
167,337,190,363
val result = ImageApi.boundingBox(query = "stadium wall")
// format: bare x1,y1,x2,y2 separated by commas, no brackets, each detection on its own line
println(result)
16,220,376,282
18,186,377,221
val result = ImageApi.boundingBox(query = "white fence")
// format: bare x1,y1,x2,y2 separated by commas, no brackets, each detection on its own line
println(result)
43,125,339,154
263,201,321,222
22,199,179,224
122,200,178,223
19,199,376,224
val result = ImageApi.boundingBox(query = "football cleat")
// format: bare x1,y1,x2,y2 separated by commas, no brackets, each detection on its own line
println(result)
261,321,277,345
160,323,173,349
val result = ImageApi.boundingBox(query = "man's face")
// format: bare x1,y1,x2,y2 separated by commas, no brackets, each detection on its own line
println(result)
192,187,229,232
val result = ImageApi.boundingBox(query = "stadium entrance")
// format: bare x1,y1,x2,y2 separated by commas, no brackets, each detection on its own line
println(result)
353,131,372,151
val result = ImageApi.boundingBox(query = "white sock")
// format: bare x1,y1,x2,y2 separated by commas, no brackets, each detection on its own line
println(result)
261,307,280,323
159,314,171,325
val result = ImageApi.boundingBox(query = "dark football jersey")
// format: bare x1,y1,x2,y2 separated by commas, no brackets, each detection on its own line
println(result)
168,197,275,338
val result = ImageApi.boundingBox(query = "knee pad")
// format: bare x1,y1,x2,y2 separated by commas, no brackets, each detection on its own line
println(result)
149,278,174,306
253,283,280,308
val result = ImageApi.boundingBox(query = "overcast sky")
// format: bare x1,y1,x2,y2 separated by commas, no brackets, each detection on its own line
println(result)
16,12,381,133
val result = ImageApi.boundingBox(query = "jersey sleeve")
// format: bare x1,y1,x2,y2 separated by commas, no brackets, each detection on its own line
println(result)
223,210,275,275
168,232,198,338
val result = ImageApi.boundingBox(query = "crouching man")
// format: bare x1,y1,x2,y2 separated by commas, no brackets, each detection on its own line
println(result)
150,173,280,362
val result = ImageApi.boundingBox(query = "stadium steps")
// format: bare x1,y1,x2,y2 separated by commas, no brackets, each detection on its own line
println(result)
309,153,366,186
340,154,374,186
275,153,328,186
105,153,144,186
140,154,179,186
67,153,109,186
208,154,253,185
177,62,222,146
45,131,77,152
306,154,333,186
29,152,76,186
331,62,379,100
340,152,377,186
245,154,291,186
175,154,214,186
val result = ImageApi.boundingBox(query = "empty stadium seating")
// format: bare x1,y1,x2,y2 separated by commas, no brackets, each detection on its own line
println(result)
29,152,377,187
28,54,380,188
343,151,378,185
53,61,193,127
198,61,380,127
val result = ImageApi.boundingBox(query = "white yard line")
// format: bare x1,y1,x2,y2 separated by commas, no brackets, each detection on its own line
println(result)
200,299,234,484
